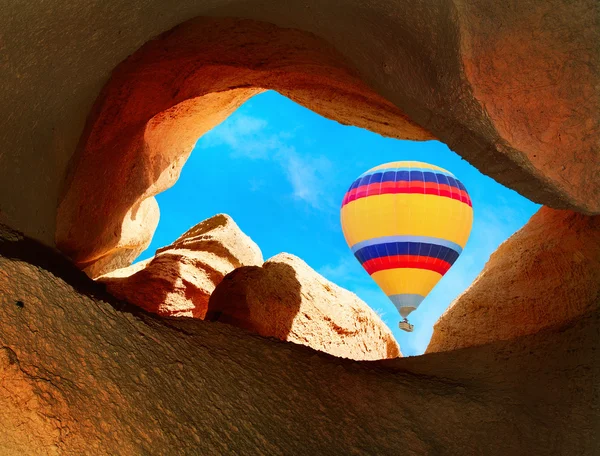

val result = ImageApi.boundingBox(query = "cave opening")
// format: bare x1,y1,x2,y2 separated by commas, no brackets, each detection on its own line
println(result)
132,90,539,356
2,5,598,453
54,16,575,359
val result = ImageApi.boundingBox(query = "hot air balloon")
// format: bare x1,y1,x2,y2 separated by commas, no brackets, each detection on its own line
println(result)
340,161,473,332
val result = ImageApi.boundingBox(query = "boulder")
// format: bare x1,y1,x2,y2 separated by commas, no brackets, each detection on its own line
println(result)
98,214,263,318
206,253,401,360
427,207,600,353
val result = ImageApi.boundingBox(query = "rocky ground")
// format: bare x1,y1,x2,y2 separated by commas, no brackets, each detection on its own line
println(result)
1,223,598,455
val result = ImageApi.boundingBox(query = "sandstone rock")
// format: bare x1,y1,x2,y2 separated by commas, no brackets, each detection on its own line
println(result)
54,18,430,274
48,10,600,273
1,2,599,453
98,214,263,318
82,196,160,279
206,253,401,360
1,224,599,455
427,207,600,353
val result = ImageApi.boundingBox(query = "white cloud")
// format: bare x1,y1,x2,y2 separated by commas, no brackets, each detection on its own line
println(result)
248,178,266,192
318,256,357,281
202,113,335,210
198,109,539,357
200,114,273,159
279,149,334,210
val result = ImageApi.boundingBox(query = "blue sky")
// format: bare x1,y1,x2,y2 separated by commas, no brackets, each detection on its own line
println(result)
138,91,540,356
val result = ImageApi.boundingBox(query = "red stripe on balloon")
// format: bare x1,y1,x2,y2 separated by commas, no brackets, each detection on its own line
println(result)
342,181,472,207
362,255,451,275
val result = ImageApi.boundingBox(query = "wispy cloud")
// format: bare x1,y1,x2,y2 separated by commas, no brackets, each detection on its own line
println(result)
318,255,359,282
281,149,334,210
248,178,266,192
201,114,272,159
202,113,334,210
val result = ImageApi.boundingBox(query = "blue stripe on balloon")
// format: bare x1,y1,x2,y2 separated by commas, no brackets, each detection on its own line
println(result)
351,235,463,255
347,169,466,193
354,242,460,265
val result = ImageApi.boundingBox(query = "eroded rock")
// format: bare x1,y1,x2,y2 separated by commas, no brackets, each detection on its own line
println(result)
54,18,430,274
51,10,600,274
427,207,600,353
207,253,401,360
1,223,599,455
98,214,263,318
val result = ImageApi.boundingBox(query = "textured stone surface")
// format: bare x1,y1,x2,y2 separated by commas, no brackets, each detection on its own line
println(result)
54,12,600,272
427,207,600,353
207,253,401,360
82,196,160,278
0,1,596,252
55,17,431,273
1,224,599,455
456,0,600,213
1,2,599,453
98,214,263,317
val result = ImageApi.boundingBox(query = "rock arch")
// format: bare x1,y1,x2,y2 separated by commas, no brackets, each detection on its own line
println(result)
55,17,433,276
55,11,599,276
1,2,599,453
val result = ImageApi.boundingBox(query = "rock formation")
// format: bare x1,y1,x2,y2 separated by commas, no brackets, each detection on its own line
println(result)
427,207,600,353
1,224,599,455
37,8,596,273
98,214,263,318
1,2,599,453
207,253,401,360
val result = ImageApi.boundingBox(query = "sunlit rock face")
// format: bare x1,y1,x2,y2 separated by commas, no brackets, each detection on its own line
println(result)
98,214,263,318
207,253,401,360
101,215,400,360
48,6,599,275
455,0,600,214
1,224,598,455
1,1,599,453
54,18,430,276
427,207,600,353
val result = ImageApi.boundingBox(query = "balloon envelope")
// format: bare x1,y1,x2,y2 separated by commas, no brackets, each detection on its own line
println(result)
340,161,473,319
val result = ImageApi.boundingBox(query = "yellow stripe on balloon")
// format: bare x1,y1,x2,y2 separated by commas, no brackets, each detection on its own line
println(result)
341,194,472,248
371,268,442,297
367,161,447,172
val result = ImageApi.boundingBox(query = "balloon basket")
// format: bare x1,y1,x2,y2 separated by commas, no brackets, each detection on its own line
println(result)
399,319,414,332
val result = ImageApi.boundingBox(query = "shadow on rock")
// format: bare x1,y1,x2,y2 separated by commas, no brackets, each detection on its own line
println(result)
206,262,301,340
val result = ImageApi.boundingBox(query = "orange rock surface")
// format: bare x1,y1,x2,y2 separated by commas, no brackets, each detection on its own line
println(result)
55,18,431,275
53,8,599,275
98,214,263,318
1,2,599,453
427,207,600,353
207,253,401,360
1,224,598,454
